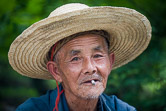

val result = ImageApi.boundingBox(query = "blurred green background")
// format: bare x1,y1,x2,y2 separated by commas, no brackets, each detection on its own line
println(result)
0,0,166,111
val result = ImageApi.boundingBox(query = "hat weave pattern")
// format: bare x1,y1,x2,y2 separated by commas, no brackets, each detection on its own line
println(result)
8,3,151,79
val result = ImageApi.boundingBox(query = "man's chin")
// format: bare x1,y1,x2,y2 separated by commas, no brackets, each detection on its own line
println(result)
76,85,105,100
81,94,100,100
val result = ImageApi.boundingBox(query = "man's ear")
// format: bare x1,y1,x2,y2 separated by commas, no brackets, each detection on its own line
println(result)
109,53,115,69
47,61,62,82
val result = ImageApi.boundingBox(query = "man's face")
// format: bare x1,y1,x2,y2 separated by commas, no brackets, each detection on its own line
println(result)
55,34,113,99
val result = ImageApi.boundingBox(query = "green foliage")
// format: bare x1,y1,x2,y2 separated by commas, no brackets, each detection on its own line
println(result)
0,0,166,111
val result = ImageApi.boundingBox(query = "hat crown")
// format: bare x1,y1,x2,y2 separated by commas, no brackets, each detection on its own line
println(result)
48,3,89,17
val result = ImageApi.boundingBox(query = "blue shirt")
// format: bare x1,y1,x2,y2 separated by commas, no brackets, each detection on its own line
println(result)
16,84,136,111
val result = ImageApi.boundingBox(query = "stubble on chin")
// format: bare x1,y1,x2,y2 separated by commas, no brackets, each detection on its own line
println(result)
76,83,105,100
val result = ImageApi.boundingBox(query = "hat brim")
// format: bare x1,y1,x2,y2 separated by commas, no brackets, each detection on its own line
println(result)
8,6,151,79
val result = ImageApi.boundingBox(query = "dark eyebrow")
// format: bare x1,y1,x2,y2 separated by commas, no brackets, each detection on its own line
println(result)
69,46,103,56
93,46,102,51
70,50,81,56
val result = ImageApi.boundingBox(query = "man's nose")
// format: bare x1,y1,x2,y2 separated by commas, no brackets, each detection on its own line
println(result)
82,58,97,75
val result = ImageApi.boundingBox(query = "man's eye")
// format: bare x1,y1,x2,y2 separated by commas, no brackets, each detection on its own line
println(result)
94,54,103,58
71,57,80,61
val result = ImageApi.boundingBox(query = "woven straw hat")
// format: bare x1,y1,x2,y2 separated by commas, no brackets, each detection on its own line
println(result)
8,3,151,80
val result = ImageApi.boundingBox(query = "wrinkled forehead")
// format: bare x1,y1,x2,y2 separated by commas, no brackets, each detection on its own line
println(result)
48,30,110,60
61,34,108,54
55,34,109,63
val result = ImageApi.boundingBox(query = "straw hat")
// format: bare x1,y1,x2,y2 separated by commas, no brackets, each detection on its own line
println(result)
8,3,151,80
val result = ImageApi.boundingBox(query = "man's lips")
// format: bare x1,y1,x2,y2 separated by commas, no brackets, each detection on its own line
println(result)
83,79,100,84
79,74,103,85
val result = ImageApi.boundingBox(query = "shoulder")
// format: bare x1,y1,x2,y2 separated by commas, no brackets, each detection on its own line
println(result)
100,94,136,111
16,90,55,111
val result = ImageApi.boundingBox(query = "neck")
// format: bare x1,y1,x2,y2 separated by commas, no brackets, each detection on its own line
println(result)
64,91,98,111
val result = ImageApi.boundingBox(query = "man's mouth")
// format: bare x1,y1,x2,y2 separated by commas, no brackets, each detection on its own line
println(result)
79,74,103,86
82,79,100,85
84,79,99,83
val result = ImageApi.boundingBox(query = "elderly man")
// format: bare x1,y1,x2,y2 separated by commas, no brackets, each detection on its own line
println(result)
8,3,151,111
